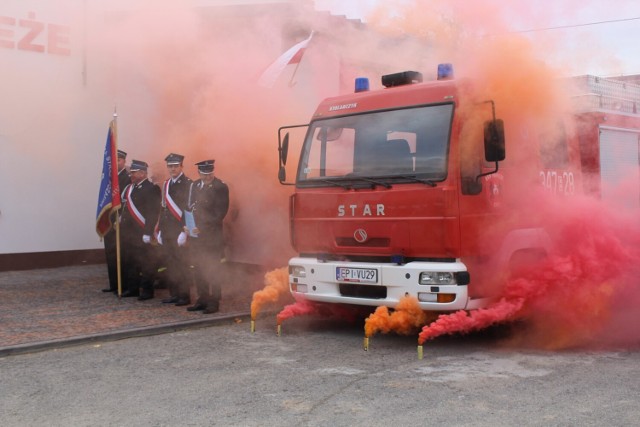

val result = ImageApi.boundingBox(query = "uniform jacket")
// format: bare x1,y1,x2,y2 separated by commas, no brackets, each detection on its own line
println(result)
188,177,229,250
118,167,131,193
159,173,192,238
120,179,161,240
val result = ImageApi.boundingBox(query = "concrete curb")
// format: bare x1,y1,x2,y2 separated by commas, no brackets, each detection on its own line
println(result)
0,311,252,357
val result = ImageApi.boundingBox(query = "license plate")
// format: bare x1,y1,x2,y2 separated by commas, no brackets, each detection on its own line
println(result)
336,267,378,284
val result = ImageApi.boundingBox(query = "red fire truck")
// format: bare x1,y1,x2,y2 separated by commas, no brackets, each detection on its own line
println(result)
277,65,640,312
572,75,640,208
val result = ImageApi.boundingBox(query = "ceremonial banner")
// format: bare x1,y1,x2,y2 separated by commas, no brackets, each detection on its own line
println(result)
95,121,121,237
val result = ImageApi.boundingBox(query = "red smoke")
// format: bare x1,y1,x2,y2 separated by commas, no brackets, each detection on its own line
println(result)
418,193,640,349
357,1,640,350
276,298,362,325
263,2,640,348
250,2,640,350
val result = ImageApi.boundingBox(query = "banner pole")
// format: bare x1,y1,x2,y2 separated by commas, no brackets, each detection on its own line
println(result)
116,213,122,298
113,109,123,298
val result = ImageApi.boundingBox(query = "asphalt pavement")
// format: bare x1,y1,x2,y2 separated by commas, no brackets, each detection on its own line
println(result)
3,264,640,426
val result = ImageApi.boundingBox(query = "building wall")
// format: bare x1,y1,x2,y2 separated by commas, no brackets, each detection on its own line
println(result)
0,0,365,269
0,0,109,256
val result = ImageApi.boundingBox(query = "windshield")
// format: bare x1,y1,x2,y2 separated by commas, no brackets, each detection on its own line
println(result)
297,103,454,186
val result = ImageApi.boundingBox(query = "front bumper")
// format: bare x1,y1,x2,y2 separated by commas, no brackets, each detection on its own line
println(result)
288,257,489,311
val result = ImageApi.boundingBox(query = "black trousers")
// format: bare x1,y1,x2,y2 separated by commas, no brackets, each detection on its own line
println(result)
121,236,156,294
163,237,191,301
103,230,118,291
189,239,223,306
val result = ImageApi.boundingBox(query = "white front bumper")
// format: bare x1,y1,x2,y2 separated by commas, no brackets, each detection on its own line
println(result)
288,257,486,311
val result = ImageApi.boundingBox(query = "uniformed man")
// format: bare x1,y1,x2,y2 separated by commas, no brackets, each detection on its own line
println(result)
157,153,193,306
119,160,161,299
184,160,229,314
102,149,131,293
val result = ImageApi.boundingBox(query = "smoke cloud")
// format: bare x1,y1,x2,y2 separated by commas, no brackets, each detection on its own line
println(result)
419,192,640,349
364,1,640,349
254,0,639,349
6,0,636,348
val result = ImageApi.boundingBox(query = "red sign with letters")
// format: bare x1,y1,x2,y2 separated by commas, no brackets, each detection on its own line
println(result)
0,11,71,56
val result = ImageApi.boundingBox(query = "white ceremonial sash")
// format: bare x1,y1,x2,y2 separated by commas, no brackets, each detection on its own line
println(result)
125,184,146,228
163,180,183,222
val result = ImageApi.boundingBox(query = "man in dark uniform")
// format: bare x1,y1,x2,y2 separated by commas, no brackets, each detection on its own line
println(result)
119,160,161,299
102,149,131,293
184,160,230,314
158,153,193,306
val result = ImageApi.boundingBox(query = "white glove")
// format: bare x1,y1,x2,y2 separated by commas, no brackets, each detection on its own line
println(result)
177,231,187,247
142,235,151,244
156,231,163,245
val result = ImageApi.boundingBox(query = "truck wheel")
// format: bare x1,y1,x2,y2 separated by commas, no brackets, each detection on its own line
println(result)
508,248,547,279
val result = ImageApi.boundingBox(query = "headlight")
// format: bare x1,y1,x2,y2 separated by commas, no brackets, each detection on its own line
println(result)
419,271,456,285
289,265,306,278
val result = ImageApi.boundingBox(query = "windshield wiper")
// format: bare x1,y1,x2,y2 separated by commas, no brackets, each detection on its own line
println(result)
315,179,352,189
397,175,437,187
349,177,391,189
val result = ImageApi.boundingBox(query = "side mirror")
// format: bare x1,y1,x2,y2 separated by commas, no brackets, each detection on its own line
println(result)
278,133,290,184
280,133,290,166
484,119,505,162
277,124,308,186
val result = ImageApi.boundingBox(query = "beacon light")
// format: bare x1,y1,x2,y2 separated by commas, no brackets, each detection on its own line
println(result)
390,254,405,265
437,63,454,80
355,77,370,92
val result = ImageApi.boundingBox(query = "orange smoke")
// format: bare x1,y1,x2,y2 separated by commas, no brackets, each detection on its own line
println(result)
250,267,290,320
364,295,431,338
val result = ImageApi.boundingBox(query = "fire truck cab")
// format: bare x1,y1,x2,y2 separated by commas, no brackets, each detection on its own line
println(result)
277,65,583,311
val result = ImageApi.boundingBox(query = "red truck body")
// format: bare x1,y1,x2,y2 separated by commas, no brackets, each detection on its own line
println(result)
278,69,640,312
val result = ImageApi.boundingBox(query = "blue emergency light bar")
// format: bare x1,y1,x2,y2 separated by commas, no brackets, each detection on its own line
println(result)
371,64,454,90
381,71,423,88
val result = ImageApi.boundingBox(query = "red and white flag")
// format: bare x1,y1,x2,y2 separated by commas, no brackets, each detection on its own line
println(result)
258,32,314,88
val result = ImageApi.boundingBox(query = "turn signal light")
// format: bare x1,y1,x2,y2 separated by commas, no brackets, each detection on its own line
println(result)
437,293,456,303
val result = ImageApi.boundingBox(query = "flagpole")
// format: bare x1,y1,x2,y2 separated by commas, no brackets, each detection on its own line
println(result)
288,31,313,87
113,108,123,299
288,60,302,87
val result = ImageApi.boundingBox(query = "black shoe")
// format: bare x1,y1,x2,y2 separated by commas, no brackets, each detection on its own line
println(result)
138,293,154,301
175,298,190,307
162,296,180,304
153,279,168,290
187,303,206,312
121,290,140,298
202,304,219,314
102,288,116,293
